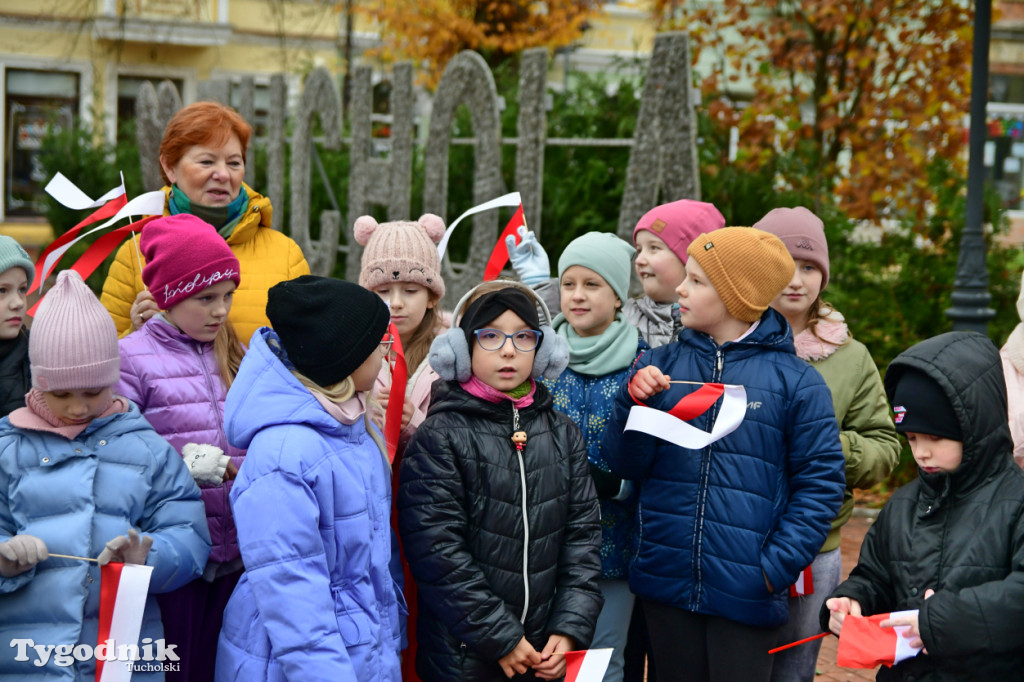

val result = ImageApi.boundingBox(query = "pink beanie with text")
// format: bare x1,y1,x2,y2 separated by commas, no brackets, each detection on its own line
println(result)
355,214,446,300
633,199,726,263
753,207,830,288
141,214,241,309
30,270,120,391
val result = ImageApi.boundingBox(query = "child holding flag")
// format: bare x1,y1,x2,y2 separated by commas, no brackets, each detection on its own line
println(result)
115,214,246,682
754,207,901,681
602,227,845,681
355,212,449,682
543,232,648,682
823,331,1024,679
508,200,725,348
0,270,210,680
398,281,603,681
0,236,35,417
216,276,403,681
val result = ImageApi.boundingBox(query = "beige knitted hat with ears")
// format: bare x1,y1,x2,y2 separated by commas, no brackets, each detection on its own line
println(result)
355,214,446,299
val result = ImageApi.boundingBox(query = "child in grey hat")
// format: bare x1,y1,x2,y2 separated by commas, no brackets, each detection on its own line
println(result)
0,235,35,416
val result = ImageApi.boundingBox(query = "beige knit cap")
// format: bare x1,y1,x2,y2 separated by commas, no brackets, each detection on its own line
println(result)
687,227,796,323
355,214,446,299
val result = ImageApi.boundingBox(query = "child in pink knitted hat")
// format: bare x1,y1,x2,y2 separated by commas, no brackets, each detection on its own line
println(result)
508,199,725,348
115,213,246,682
354,212,449,682
0,269,210,680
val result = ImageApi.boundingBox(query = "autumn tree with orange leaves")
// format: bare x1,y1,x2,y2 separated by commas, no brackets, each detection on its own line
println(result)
655,0,974,222
359,0,599,87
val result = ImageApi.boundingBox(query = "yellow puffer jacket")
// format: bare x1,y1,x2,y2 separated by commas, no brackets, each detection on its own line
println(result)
100,184,310,344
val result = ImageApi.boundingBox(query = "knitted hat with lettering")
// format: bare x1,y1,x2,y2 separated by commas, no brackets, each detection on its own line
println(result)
30,270,119,390
753,207,830,289
0,235,34,285
141,214,240,310
633,199,725,263
687,227,796,323
356,214,446,299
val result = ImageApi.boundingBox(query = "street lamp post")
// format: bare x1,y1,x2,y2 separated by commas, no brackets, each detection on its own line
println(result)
947,0,996,332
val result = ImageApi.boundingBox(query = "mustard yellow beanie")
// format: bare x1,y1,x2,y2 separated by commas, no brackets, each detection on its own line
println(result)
687,227,796,323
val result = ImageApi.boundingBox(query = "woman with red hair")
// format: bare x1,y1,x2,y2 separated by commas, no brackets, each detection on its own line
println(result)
100,101,309,345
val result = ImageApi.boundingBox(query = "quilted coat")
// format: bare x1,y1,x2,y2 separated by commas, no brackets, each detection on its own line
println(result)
0,331,29,418
116,315,246,564
398,379,603,682
821,331,1024,681
0,405,210,680
215,328,402,682
99,185,309,344
543,338,648,579
602,308,845,628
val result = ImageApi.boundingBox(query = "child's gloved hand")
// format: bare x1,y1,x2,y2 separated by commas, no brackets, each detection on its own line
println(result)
97,529,153,566
506,226,550,285
182,443,230,487
0,534,48,577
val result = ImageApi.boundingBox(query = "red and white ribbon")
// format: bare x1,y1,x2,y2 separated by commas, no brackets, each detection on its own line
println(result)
624,382,747,449
563,648,613,682
435,192,522,261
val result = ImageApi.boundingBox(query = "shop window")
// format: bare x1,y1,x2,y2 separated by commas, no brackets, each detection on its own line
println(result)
4,69,78,217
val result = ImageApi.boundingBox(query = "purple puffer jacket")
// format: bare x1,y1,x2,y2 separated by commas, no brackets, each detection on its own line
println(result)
116,315,245,564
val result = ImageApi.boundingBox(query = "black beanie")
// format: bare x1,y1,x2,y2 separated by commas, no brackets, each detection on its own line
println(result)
267,275,390,388
459,288,542,350
891,368,963,441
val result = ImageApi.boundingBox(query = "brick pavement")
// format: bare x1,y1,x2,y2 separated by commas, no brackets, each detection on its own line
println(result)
813,514,879,681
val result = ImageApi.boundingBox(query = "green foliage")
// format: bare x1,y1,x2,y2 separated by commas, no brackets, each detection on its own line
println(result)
35,118,144,292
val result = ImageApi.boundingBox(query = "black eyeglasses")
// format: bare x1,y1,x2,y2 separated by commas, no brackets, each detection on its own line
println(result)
473,328,542,352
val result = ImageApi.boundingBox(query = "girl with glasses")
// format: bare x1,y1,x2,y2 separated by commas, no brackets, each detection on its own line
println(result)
398,281,603,681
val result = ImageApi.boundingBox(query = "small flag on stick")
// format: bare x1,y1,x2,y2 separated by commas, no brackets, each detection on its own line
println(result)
483,204,526,281
563,648,613,682
837,611,923,669
96,562,154,682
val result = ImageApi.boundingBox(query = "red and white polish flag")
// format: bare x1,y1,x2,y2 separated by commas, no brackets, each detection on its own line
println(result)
563,648,613,682
96,562,154,682
624,382,747,450
837,610,923,669
789,565,814,597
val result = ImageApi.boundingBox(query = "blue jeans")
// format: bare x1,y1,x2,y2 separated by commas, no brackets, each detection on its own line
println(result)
769,548,842,682
592,579,636,682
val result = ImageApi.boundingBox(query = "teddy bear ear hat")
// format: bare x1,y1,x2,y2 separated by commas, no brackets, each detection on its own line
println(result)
356,214,447,299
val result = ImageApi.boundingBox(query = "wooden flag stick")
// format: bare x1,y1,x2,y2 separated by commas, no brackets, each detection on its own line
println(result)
768,631,829,654
667,380,710,386
48,553,100,563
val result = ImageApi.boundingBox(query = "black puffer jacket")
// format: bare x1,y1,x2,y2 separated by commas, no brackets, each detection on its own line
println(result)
820,331,1024,680
0,330,29,418
398,379,603,682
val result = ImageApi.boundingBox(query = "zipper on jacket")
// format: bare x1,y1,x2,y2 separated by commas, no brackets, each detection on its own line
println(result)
195,342,225,432
512,404,531,624
692,347,725,610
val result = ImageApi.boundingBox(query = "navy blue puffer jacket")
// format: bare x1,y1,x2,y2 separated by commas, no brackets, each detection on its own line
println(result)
602,308,845,628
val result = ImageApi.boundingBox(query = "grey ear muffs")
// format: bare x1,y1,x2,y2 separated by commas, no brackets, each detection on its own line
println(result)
428,280,570,382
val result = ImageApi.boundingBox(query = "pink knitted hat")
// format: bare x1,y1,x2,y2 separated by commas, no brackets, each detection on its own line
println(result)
355,214,446,299
633,199,725,263
141,214,241,309
752,207,830,288
30,270,120,390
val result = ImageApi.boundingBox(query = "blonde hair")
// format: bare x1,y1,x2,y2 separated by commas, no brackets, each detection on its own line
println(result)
289,370,389,466
214,319,245,390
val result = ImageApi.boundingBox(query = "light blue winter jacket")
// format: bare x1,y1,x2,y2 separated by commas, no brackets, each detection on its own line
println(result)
215,328,402,682
0,403,210,681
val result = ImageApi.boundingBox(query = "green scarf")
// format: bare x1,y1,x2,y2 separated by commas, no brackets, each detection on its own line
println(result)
506,381,533,399
168,185,248,239
553,312,639,375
